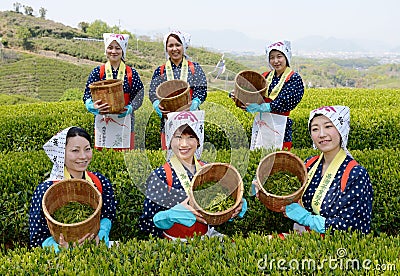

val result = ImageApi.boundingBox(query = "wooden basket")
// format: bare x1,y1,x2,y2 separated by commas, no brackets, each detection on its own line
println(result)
189,163,244,225
234,70,267,107
156,80,190,116
255,151,307,212
42,179,102,243
89,79,125,114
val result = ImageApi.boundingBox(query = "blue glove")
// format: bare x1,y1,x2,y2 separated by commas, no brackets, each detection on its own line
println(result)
153,203,196,230
152,100,162,118
229,198,248,221
246,103,271,114
98,218,112,247
118,105,133,118
42,236,60,253
250,178,259,196
85,98,100,115
190,97,201,111
285,203,326,233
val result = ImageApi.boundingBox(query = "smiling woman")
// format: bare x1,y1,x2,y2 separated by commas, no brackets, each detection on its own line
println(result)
28,127,117,252
148,30,208,150
139,110,247,241
83,33,144,150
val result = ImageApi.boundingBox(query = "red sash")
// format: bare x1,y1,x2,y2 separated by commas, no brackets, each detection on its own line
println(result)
163,222,208,239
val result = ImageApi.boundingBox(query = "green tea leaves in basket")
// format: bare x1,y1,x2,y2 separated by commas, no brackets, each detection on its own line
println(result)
262,171,302,196
194,181,236,213
52,201,95,224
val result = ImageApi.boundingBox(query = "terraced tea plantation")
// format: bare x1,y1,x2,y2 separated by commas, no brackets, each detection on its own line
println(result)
0,88,399,274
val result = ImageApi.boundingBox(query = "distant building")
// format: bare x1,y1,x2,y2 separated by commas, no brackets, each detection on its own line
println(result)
72,37,103,42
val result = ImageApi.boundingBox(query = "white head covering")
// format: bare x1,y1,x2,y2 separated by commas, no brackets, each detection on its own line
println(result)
103,33,129,60
308,106,352,158
163,30,191,59
265,40,292,69
43,127,73,181
165,110,205,161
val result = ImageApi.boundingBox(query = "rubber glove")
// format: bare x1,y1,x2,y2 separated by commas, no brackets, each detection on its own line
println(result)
85,98,100,115
42,236,60,253
285,203,326,233
250,178,259,196
98,218,112,247
153,203,196,230
229,198,248,221
190,97,201,111
152,99,162,118
118,105,133,118
246,103,271,114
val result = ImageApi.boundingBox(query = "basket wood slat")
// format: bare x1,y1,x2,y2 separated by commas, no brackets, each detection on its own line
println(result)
189,163,244,225
89,79,125,114
42,179,102,242
256,151,307,212
234,70,267,107
156,79,190,117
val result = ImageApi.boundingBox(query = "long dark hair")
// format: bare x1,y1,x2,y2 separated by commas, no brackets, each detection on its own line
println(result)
66,127,92,145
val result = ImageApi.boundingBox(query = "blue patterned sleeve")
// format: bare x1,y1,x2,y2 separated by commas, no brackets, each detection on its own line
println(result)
325,165,373,234
270,72,304,113
138,170,168,238
149,66,164,103
127,66,144,111
29,181,53,248
190,62,207,103
92,172,117,223
83,66,101,103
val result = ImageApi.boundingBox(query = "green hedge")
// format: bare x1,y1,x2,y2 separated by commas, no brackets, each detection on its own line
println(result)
1,231,399,275
1,89,399,152
1,148,399,247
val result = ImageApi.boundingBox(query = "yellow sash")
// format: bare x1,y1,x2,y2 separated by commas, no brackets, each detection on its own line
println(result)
165,57,189,81
266,67,293,100
301,149,347,215
63,167,95,186
169,155,202,195
105,61,126,81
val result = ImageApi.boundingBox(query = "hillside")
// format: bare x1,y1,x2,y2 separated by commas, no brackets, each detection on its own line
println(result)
0,10,399,102
0,10,248,101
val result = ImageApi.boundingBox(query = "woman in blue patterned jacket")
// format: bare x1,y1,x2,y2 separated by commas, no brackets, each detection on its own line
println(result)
232,40,304,151
83,33,144,150
149,31,207,149
283,106,373,235
29,127,116,252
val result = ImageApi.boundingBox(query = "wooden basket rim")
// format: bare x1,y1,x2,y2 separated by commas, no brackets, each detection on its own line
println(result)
189,162,244,216
89,79,123,89
256,151,307,199
156,79,190,100
42,179,103,227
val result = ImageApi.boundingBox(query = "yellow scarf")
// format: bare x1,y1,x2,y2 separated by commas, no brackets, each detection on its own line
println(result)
265,67,293,100
169,155,202,195
165,57,189,81
301,149,347,215
105,61,126,81
63,167,95,186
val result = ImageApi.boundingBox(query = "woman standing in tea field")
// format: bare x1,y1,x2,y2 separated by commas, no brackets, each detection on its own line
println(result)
29,127,116,252
283,106,373,235
231,40,304,151
139,111,247,240
149,30,207,150
83,33,144,150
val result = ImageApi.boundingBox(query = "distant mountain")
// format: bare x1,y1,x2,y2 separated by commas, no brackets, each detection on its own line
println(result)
136,28,400,56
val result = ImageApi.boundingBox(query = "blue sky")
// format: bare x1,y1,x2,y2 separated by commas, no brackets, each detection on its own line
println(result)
1,0,399,47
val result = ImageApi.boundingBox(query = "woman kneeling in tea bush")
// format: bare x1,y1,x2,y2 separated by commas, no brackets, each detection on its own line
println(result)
284,106,373,235
139,111,247,241
29,127,117,252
